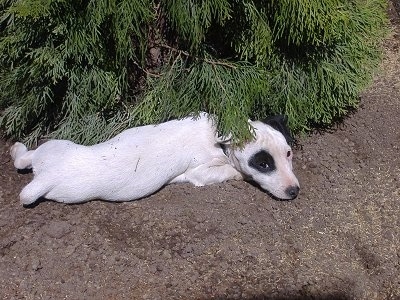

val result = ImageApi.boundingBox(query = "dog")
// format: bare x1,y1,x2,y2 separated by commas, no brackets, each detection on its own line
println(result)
10,113,299,205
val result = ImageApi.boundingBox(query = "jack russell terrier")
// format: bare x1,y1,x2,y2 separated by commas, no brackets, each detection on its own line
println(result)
11,113,300,205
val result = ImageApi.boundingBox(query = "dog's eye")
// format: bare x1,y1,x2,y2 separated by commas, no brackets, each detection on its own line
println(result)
287,150,291,157
249,150,276,173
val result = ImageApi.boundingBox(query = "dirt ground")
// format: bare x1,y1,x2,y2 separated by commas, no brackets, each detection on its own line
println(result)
1,8,400,300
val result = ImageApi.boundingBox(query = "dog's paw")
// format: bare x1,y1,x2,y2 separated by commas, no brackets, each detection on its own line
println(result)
20,188,39,207
233,173,244,181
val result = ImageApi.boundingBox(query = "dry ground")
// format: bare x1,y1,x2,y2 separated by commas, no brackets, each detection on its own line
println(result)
0,7,399,300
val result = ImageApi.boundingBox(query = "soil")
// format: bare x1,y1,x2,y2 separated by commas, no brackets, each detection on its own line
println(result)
1,7,400,300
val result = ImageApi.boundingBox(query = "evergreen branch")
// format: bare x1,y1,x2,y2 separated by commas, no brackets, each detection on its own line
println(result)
0,0,389,146
132,60,162,77
160,43,237,69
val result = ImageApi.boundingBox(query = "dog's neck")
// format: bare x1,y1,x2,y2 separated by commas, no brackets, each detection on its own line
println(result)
220,144,242,171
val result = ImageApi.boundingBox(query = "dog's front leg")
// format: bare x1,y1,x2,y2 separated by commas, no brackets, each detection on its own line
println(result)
182,158,243,187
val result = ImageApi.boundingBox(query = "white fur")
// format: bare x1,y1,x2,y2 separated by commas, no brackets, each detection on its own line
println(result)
11,113,299,205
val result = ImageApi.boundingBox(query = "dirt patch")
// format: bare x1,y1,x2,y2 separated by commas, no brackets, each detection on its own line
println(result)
1,12,400,300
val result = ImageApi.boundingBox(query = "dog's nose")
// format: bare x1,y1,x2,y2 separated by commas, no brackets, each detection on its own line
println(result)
285,185,300,199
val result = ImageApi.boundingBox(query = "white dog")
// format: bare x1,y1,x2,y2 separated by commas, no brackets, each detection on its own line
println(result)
10,113,299,205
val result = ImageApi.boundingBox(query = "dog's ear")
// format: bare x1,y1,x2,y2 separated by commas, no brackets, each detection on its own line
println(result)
261,115,294,145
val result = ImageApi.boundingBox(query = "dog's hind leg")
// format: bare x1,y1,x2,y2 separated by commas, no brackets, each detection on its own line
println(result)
10,142,34,170
19,178,51,206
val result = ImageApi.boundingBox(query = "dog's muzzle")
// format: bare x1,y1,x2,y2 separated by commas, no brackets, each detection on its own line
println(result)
285,185,300,199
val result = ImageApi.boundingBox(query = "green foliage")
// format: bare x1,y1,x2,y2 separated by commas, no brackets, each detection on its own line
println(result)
0,0,388,146
161,0,231,51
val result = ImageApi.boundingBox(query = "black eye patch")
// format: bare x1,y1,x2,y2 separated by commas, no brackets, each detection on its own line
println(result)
248,150,276,173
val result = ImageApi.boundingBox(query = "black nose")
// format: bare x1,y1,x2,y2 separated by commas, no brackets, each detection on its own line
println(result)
285,185,300,199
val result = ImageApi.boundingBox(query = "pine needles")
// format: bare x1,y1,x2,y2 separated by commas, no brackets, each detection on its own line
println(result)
0,0,389,146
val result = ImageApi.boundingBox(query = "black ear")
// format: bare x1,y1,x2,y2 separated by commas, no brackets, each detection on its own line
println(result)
261,115,294,145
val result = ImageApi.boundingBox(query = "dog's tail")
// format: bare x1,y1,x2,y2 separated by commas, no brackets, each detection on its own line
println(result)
10,142,34,170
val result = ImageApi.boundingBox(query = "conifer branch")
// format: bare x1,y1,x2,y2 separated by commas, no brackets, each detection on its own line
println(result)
159,44,237,69
132,60,162,77
0,0,389,146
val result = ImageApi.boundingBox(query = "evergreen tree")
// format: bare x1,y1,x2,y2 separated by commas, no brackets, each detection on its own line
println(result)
0,0,388,146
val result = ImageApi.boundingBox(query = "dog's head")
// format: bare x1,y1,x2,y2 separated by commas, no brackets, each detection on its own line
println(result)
228,115,300,200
